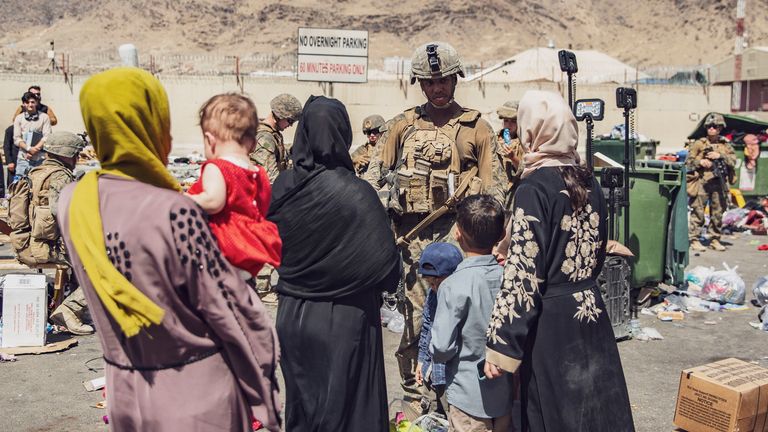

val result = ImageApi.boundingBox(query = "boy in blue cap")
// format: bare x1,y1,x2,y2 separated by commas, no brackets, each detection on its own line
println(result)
431,194,514,431
416,241,464,418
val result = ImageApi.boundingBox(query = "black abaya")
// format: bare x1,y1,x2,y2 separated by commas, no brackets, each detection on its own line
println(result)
268,96,400,431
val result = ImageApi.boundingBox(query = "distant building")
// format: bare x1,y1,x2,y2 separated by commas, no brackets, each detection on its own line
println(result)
709,47,768,112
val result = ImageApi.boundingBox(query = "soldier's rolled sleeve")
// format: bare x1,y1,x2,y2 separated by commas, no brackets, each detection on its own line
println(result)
380,120,408,170
476,120,505,204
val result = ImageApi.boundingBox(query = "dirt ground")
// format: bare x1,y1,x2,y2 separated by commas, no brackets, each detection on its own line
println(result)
1,232,767,432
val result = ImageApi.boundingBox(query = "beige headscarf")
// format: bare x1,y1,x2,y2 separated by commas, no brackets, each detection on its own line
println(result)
519,90,580,178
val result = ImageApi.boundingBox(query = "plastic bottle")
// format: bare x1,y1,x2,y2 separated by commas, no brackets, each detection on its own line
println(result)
502,128,511,146
629,319,641,336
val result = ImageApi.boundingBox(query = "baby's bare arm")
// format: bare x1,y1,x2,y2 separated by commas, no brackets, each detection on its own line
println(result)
186,164,227,214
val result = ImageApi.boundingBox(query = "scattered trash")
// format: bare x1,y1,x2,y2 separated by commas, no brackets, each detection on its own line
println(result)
754,277,768,306
0,352,17,362
685,266,714,287
753,306,768,332
701,263,746,305
635,327,664,341
0,336,77,356
91,401,107,409
703,321,718,325
657,311,684,321
83,376,106,392
387,311,405,333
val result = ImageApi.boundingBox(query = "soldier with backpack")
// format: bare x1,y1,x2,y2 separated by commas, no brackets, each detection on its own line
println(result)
8,131,93,334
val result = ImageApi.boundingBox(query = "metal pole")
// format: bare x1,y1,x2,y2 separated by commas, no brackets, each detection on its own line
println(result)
567,72,574,109
586,116,594,172
623,109,631,245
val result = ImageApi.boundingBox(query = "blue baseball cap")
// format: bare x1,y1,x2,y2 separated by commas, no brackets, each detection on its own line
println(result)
418,242,463,277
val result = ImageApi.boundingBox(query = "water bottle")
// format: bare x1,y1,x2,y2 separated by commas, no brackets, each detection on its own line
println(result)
502,128,511,146
629,319,641,336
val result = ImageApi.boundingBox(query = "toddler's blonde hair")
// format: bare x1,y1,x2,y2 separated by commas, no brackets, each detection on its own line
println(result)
199,93,259,148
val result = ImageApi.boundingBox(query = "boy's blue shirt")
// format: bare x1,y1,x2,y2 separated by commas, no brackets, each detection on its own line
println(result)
429,254,514,419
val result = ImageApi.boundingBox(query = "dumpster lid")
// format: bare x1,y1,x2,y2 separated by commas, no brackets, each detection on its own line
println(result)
687,112,768,142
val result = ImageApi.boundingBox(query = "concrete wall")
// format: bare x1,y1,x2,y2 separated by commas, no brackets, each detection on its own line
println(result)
0,73,730,157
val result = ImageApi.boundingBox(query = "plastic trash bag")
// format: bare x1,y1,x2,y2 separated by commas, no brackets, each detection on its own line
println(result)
702,263,746,305
753,277,768,306
686,266,715,287
722,208,749,227
387,311,405,333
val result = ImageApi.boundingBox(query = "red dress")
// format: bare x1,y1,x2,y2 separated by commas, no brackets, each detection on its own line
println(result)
188,159,281,276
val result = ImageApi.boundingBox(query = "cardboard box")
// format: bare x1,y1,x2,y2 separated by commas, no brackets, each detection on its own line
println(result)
1,274,47,348
674,358,768,432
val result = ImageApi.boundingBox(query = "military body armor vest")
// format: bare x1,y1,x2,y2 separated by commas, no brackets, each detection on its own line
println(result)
396,111,462,214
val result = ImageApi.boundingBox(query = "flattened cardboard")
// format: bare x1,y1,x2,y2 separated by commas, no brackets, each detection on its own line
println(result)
673,358,768,432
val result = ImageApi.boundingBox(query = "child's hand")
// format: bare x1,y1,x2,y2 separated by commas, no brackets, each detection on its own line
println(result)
415,363,423,385
484,360,504,380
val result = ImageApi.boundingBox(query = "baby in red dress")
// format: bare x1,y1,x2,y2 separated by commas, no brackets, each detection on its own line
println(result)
187,93,282,278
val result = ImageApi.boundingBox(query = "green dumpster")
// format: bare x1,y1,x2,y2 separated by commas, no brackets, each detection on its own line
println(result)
593,138,659,164
729,142,768,198
599,161,688,289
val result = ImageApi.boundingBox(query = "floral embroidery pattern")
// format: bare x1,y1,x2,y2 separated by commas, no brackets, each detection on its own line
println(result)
560,202,601,282
573,289,602,322
487,207,542,343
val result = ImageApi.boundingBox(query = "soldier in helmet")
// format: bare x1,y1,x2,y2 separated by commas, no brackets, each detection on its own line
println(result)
377,41,504,408
352,114,386,176
23,132,93,334
250,93,303,183
686,113,736,252
496,100,526,208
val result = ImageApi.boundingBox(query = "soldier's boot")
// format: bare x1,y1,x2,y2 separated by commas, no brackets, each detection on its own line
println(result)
50,287,95,335
690,239,706,252
709,239,727,251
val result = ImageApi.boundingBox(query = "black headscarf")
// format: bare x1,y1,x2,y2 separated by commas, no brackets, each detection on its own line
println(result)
268,96,400,299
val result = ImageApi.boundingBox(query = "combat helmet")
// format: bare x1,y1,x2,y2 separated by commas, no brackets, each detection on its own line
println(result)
362,115,385,133
496,101,519,119
410,42,465,84
704,113,726,128
44,131,85,158
270,94,303,121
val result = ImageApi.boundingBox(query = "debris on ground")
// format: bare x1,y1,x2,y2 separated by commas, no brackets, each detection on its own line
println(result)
635,327,664,341
0,352,17,362
701,263,746,305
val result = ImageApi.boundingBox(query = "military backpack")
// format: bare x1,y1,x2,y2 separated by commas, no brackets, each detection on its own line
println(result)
8,165,72,266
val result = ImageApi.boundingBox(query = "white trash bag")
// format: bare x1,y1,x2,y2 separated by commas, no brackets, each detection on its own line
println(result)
702,263,746,305
753,277,768,306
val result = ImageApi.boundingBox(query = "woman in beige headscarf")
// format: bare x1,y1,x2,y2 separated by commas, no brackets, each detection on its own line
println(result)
57,67,281,431
484,91,635,432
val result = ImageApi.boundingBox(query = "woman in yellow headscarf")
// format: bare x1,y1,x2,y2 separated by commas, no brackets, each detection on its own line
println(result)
57,68,281,432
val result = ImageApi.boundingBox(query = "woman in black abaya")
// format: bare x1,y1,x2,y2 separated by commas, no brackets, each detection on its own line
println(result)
268,96,400,432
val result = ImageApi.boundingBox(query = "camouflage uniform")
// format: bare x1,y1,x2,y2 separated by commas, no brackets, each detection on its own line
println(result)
377,42,505,399
31,132,92,335
351,114,386,176
250,94,302,293
249,93,303,183
251,123,288,183
686,114,736,250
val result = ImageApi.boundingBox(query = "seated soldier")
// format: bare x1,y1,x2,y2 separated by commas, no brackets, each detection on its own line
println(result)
8,131,92,334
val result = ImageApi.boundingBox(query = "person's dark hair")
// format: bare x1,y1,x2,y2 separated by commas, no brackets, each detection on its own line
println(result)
456,194,505,250
559,166,594,211
21,91,39,103
28,85,41,92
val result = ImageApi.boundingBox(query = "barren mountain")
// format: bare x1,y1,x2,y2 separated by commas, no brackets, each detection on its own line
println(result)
1,0,766,72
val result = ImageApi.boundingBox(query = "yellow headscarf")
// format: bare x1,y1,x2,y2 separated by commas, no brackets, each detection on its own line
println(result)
70,67,181,337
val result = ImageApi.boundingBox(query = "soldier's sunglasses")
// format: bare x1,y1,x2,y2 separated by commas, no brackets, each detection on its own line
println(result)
706,124,721,129
363,128,381,135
